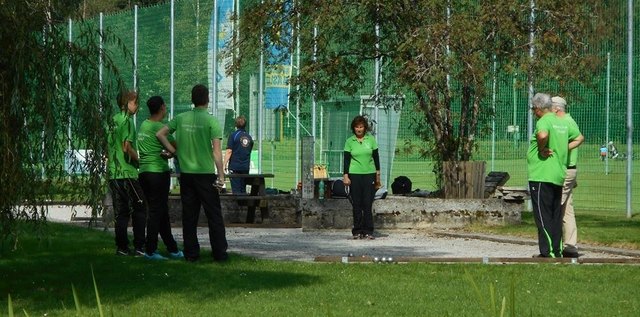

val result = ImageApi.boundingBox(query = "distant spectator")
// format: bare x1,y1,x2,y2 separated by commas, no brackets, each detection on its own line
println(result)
600,145,607,161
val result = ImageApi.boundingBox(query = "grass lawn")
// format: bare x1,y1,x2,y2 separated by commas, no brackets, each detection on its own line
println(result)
1,222,639,316
465,210,640,250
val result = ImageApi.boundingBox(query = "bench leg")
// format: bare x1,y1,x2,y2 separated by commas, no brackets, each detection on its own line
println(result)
260,206,269,223
246,206,256,223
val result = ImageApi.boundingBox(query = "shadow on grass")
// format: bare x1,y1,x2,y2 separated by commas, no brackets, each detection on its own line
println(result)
0,223,320,314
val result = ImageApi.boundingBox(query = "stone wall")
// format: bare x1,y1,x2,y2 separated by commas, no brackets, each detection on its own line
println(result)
301,196,522,229
167,194,299,226
165,195,522,229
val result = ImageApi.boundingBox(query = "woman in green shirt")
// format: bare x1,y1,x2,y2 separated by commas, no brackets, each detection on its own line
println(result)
343,115,381,240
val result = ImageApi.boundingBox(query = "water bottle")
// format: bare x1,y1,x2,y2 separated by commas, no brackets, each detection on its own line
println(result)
318,180,325,200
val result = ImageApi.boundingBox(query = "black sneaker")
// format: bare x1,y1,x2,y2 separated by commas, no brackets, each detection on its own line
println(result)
133,249,145,257
562,250,580,258
213,253,229,262
362,234,375,240
116,248,131,256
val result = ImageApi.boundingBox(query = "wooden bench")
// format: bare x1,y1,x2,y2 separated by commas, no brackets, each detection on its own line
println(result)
171,173,276,223
225,173,275,223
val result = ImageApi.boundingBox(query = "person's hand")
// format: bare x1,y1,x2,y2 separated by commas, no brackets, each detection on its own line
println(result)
539,147,553,158
343,175,351,186
160,149,174,159
214,179,225,190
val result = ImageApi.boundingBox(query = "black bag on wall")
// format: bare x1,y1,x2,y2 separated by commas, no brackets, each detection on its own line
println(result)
391,176,412,194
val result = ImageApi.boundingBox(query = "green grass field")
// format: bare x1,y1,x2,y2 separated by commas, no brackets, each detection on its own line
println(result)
254,138,640,213
1,222,639,316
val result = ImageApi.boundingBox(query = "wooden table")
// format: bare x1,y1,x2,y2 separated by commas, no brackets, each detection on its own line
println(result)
224,173,275,223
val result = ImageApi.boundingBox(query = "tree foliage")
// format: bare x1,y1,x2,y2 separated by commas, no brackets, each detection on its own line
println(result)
230,0,615,184
0,0,127,250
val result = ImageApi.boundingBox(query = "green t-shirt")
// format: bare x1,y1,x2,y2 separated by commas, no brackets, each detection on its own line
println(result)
527,112,580,185
137,119,174,173
167,107,222,174
564,113,580,167
107,111,138,179
344,133,378,174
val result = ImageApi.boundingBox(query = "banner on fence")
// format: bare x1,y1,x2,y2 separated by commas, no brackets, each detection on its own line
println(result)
208,0,235,111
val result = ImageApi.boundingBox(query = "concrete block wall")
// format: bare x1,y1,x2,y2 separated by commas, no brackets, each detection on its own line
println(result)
163,195,522,229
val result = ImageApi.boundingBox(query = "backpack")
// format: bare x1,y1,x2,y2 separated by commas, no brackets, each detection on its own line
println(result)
391,176,412,195
331,179,350,198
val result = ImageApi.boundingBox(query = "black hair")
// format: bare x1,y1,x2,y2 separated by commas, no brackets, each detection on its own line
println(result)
350,115,369,134
146,96,165,115
191,84,209,106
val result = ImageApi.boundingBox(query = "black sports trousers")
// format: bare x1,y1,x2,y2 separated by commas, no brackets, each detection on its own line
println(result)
529,181,563,258
179,173,228,261
348,173,376,236
108,178,147,252
139,171,179,255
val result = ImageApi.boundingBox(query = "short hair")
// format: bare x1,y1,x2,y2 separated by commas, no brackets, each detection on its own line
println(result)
551,96,567,112
146,96,165,115
350,115,369,134
235,115,247,129
191,84,209,106
116,89,138,110
531,93,551,110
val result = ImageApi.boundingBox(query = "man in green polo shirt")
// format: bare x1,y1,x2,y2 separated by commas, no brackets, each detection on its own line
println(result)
107,89,146,256
137,96,183,260
527,93,583,258
156,84,228,262
551,96,584,258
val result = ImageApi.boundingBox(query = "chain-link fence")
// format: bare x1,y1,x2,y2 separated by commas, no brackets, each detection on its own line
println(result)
66,1,639,213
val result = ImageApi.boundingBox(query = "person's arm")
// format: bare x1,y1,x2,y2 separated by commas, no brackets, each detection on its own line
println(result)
343,151,351,186
212,138,225,185
569,134,584,151
156,125,176,155
372,149,381,187
122,140,139,161
536,130,552,158
224,149,232,172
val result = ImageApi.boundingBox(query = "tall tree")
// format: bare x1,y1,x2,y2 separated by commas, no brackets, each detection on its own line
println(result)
0,0,126,250
229,0,615,185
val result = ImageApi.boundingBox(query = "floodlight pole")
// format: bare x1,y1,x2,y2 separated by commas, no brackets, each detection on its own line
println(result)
170,0,175,119
626,0,633,218
606,52,611,175
68,18,73,152
295,0,301,187
133,5,138,128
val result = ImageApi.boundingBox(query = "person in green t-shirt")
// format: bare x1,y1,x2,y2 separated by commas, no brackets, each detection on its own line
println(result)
551,96,584,258
156,84,228,262
107,89,146,256
137,96,183,260
527,93,583,258
343,115,381,240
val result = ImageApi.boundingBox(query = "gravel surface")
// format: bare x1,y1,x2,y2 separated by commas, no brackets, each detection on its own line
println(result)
46,205,638,262
179,227,637,262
